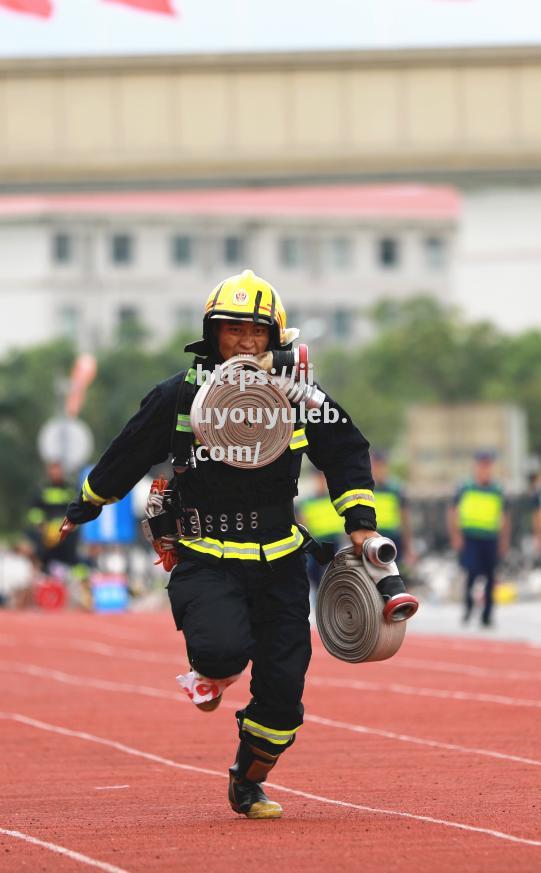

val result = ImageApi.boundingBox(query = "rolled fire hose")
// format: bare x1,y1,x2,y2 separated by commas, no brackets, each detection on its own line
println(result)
190,354,325,469
191,356,293,468
316,537,418,663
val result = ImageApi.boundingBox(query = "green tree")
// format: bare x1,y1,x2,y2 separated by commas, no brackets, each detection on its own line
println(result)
0,340,75,534
314,296,537,455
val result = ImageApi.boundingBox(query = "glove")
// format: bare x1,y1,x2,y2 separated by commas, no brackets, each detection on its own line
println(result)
65,495,103,525
145,477,169,518
59,496,102,542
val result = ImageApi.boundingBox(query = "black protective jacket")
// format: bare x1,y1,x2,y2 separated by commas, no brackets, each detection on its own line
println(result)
73,369,376,542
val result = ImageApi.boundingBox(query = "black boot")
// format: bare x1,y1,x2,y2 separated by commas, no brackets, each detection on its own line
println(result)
228,738,283,819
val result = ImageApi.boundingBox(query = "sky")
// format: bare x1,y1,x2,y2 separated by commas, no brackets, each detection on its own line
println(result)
1,0,541,59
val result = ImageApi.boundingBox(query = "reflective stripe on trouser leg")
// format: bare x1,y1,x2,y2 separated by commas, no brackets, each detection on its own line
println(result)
242,717,301,747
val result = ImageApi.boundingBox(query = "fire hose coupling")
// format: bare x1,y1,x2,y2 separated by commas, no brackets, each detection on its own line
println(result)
252,344,310,380
225,353,326,411
362,536,419,623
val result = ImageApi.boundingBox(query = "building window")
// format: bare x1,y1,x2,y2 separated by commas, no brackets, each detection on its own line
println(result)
52,232,73,265
58,306,79,339
279,237,306,268
117,306,147,344
172,235,192,265
378,237,400,268
111,233,134,265
334,309,351,339
330,237,352,270
424,236,446,269
224,236,244,264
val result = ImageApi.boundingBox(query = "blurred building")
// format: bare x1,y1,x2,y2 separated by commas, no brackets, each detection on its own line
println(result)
0,185,457,352
406,403,529,496
1,42,541,339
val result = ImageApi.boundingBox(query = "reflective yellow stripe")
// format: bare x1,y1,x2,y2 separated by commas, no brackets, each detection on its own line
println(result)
243,718,301,746
179,525,304,562
289,427,308,451
27,508,45,524
82,477,118,506
223,542,261,559
262,525,304,562
179,536,225,558
176,413,192,433
332,489,375,515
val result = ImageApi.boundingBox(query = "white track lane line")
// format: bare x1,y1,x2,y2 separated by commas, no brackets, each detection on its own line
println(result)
406,637,541,657
2,713,540,850
389,657,541,682
31,638,541,681
9,617,149,643
95,786,130,791
22,636,541,683
309,675,541,708
3,662,541,769
65,640,175,665
304,713,541,767
0,827,131,873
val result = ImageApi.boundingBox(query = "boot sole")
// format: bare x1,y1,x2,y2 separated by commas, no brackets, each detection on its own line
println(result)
195,694,222,712
245,802,283,820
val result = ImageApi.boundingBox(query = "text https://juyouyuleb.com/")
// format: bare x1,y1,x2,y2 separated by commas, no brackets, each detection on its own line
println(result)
193,403,346,465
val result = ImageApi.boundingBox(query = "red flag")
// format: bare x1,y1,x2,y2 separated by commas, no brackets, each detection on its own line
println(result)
104,0,176,15
0,0,52,17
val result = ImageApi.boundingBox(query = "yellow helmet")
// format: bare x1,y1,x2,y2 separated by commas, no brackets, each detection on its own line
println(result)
204,270,298,349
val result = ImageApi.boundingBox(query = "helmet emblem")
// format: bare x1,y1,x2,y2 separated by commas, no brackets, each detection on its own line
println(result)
233,289,248,305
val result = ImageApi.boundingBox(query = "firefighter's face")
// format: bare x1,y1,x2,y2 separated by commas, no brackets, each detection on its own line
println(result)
216,320,270,360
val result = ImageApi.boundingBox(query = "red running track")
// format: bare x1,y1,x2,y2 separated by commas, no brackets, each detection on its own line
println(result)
1,610,540,873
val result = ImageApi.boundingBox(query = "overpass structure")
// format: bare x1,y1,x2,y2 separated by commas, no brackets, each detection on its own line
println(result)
0,45,540,190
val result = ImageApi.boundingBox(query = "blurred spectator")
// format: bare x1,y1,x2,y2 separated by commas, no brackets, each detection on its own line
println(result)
0,545,34,608
25,461,80,572
447,451,511,627
528,471,541,555
297,471,345,589
371,449,415,564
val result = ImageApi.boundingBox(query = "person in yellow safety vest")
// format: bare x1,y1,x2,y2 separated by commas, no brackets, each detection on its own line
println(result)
25,461,79,572
447,450,511,627
297,470,345,589
371,449,414,564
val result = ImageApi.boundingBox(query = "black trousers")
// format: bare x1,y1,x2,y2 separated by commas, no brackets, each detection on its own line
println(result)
167,550,312,738
461,535,499,622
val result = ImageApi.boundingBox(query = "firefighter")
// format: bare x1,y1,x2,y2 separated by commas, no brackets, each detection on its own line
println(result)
26,461,79,572
447,450,511,627
61,270,378,820
371,448,414,564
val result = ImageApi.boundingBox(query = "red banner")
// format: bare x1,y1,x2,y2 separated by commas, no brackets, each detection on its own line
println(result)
0,0,52,17
104,0,176,14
